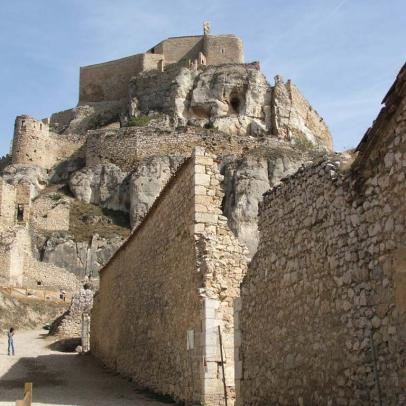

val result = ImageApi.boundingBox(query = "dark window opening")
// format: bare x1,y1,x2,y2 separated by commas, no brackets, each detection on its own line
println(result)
16,204,24,222
151,48,155,54
37,281,42,286
230,97,241,114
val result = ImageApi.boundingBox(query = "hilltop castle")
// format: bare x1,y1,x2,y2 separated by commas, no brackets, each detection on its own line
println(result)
79,24,244,103
3,26,403,406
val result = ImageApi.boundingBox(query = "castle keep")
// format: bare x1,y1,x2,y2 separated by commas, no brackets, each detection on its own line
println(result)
79,31,244,103
1,24,404,405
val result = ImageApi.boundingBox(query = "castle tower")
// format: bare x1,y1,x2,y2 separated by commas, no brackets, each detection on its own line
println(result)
11,115,50,167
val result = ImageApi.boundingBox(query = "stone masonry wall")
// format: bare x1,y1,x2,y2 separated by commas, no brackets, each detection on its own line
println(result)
91,148,248,405
85,124,302,171
240,69,406,405
30,194,70,232
91,156,201,403
12,115,83,170
0,179,16,227
272,76,332,150
0,227,28,287
151,36,203,65
79,54,145,103
203,35,244,65
52,287,93,337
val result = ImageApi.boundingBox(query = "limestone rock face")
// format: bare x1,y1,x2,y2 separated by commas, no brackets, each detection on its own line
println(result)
129,156,183,228
222,154,305,256
2,164,48,195
38,233,123,277
49,101,124,135
69,164,129,212
130,63,332,150
223,157,270,255
188,64,271,136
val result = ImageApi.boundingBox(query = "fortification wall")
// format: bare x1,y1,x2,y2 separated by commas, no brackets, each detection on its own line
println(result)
91,148,248,405
129,64,184,114
272,77,332,149
30,195,70,232
79,54,145,103
151,36,203,65
85,125,296,171
12,115,83,170
0,227,29,287
0,180,16,228
23,255,81,292
91,155,201,402
203,35,244,65
240,81,406,404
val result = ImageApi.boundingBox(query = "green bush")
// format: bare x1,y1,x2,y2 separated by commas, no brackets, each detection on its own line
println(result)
87,112,119,130
294,135,316,151
49,193,62,202
126,115,151,127
204,121,217,130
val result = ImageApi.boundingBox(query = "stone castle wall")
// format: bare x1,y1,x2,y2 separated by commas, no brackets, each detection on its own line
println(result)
239,67,406,405
80,34,243,104
91,148,248,405
203,35,244,65
85,124,304,172
0,227,28,287
272,77,332,150
0,179,16,227
79,54,163,103
0,180,32,229
129,64,188,115
11,115,83,170
150,36,203,65
30,195,70,232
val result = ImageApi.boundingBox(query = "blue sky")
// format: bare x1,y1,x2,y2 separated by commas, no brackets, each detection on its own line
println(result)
0,0,404,155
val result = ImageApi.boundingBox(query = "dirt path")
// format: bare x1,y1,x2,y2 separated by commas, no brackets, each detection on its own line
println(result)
0,329,171,406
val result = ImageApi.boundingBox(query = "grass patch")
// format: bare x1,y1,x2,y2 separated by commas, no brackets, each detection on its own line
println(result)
126,115,151,127
294,134,316,151
69,200,130,242
88,112,120,130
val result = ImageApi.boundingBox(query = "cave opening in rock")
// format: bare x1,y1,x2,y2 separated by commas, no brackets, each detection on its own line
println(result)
229,91,243,114
230,96,241,114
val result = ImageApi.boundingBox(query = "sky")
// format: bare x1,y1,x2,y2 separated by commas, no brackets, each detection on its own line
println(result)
0,0,405,155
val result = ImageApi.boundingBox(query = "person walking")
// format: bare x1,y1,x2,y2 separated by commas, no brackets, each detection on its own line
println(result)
7,327,15,356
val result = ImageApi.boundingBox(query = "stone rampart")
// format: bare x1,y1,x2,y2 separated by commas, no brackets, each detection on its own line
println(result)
0,227,28,287
11,115,84,170
30,195,70,232
149,35,203,65
239,65,406,405
91,148,248,405
0,179,16,227
79,33,244,103
203,35,244,65
51,286,93,337
79,54,164,103
272,76,332,150
85,124,303,171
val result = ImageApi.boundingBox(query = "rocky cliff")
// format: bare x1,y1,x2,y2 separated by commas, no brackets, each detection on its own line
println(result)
1,60,333,289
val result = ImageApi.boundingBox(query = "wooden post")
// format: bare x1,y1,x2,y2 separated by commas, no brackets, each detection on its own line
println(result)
15,382,32,406
218,325,228,406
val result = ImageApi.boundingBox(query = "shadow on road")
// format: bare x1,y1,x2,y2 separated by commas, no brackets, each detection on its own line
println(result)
0,352,171,405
